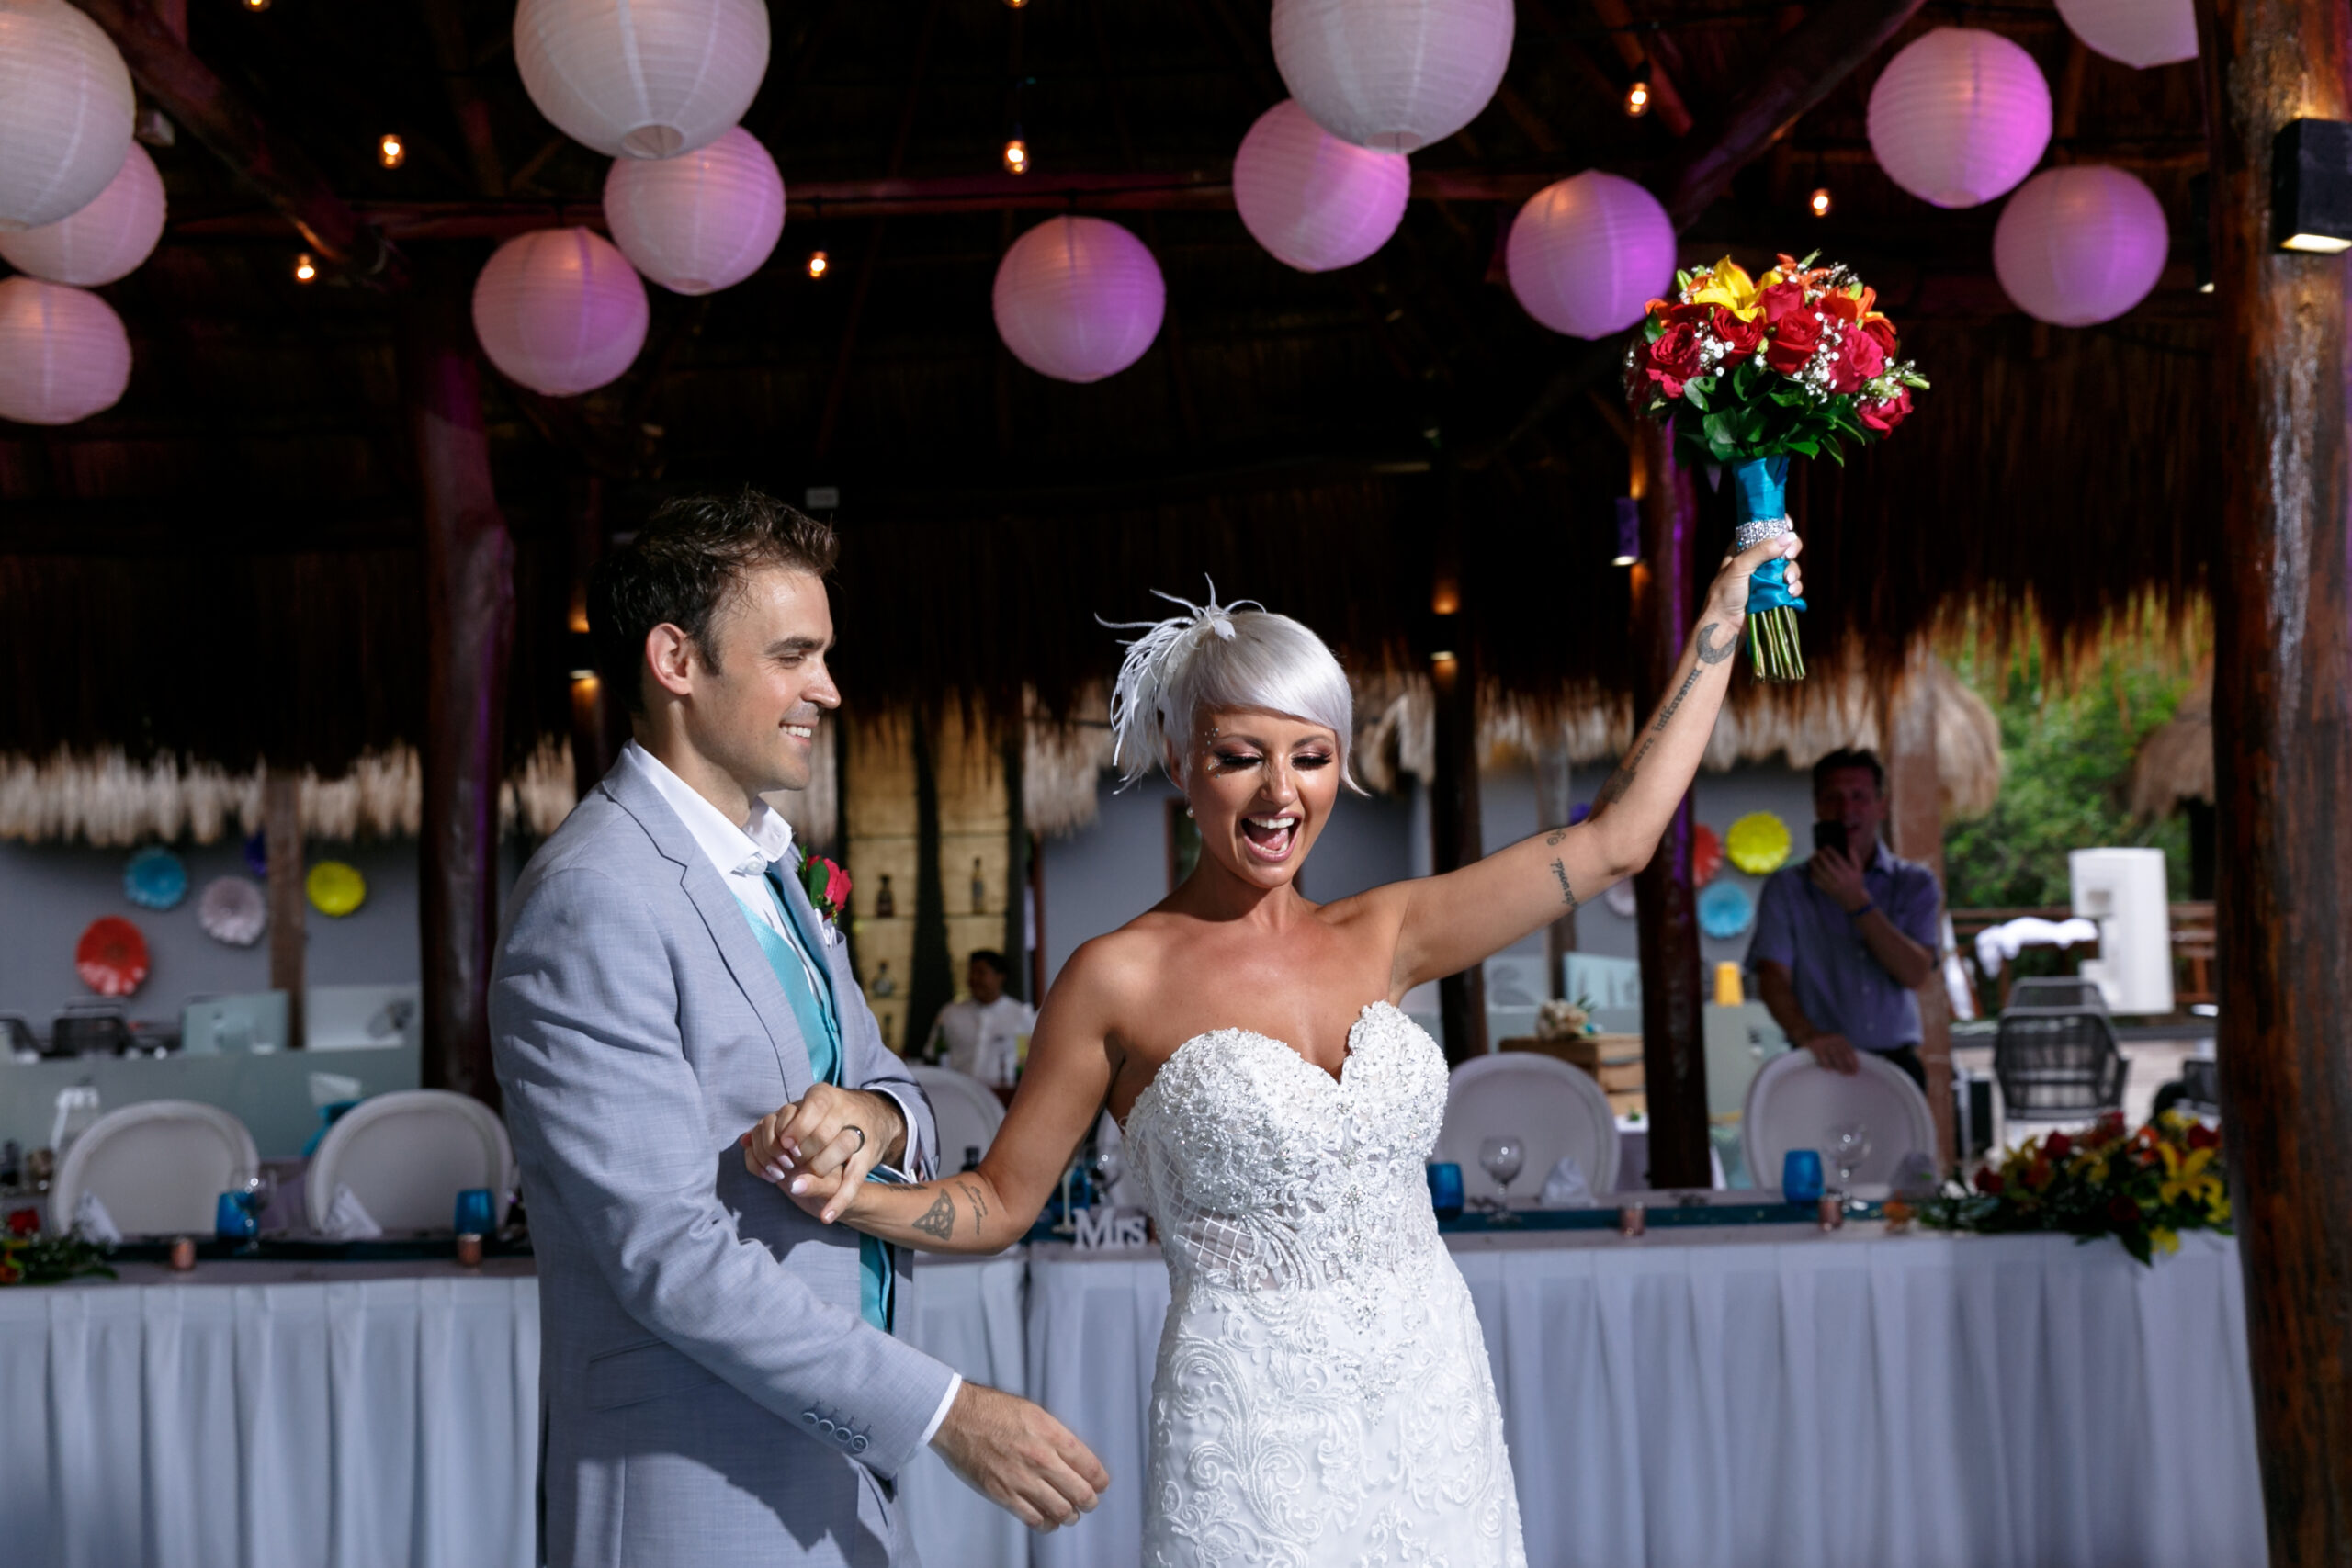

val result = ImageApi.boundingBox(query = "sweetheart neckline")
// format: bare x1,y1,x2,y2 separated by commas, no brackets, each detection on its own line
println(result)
1124,999,1416,1129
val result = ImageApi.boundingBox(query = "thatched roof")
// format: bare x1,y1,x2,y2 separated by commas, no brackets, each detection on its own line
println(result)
2129,658,2213,818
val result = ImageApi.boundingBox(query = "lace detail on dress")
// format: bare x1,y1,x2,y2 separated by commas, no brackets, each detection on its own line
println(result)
1123,1001,1526,1568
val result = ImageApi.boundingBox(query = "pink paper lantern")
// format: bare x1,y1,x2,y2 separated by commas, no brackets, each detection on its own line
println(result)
0,141,164,286
0,0,136,231
604,127,785,296
514,0,768,160
1505,172,1675,339
471,227,649,397
1993,164,2169,326
1868,28,2052,209
1272,0,1514,152
991,216,1165,384
0,276,130,424
1233,99,1411,273
2053,0,2198,69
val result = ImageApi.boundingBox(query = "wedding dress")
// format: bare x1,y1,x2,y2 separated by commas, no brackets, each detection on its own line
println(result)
1123,1000,1526,1567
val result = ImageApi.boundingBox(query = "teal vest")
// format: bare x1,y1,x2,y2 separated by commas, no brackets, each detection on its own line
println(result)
738,867,892,1332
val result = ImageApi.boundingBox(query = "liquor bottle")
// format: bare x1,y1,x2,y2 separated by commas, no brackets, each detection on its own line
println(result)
960,1145,981,1173
870,960,896,998
874,874,895,918
970,857,986,914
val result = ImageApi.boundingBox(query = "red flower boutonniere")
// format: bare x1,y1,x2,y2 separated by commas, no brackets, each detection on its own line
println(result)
797,849,852,929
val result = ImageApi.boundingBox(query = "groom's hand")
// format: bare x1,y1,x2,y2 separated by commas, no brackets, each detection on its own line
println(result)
741,1085,906,1222
930,1382,1109,1531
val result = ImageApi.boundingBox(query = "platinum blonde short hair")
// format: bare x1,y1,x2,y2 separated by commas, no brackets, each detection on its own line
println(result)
1103,585,1360,791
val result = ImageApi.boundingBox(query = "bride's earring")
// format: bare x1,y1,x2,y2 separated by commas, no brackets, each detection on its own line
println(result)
1185,805,1195,818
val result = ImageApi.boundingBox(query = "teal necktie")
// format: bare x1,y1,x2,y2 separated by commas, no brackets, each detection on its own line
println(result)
737,869,892,1332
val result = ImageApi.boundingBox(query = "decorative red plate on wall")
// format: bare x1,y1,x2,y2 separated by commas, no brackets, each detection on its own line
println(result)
1693,823,1724,886
75,916,150,998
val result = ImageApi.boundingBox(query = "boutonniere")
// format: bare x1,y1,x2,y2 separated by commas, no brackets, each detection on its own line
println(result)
797,849,852,937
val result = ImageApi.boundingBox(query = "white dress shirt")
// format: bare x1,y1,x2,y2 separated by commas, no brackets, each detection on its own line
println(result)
622,741,962,1442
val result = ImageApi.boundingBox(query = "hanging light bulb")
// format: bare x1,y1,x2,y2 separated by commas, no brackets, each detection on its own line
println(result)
1624,80,1651,118
379,132,406,170
1809,186,1833,218
807,248,829,278
293,252,317,283
1005,0,1028,7
1002,136,1030,175
243,0,270,10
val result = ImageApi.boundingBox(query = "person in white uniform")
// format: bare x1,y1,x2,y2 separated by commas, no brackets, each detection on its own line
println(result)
923,951,1037,1087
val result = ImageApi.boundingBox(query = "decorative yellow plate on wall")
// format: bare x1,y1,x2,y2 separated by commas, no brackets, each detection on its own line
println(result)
306,860,368,918
1725,811,1792,875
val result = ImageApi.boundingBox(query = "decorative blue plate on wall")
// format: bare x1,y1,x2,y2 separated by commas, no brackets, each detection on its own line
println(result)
124,846,188,910
1698,880,1756,940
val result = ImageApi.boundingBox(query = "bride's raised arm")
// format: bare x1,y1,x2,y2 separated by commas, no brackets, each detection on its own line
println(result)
1385,533,1802,997
741,939,1136,1254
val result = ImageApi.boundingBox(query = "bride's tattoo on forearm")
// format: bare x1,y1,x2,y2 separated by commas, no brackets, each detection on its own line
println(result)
958,1180,989,1236
912,1190,956,1242
1696,621,1735,665
1549,858,1578,910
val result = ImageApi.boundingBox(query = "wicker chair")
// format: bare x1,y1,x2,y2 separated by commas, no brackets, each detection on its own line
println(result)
1994,978,2130,1122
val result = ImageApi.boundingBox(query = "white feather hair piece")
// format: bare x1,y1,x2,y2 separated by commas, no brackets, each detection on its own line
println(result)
1101,581,1262,786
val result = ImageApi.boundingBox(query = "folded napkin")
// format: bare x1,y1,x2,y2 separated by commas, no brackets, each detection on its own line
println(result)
73,1190,122,1245
1539,1155,1596,1209
319,1183,383,1240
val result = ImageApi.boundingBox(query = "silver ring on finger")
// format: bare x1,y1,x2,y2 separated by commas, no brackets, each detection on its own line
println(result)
845,1125,865,1153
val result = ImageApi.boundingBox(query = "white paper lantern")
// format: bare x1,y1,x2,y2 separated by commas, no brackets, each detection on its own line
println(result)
0,0,136,231
1232,99,1411,273
0,276,130,424
1867,28,2052,209
1271,0,1515,153
991,216,1165,384
2053,0,2198,68
1505,172,1675,339
514,0,768,160
0,141,164,286
471,227,650,397
1994,164,2169,326
604,127,785,296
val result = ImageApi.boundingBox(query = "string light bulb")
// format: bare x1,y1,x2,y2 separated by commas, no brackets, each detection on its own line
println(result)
807,248,829,279
1002,136,1030,175
1624,80,1651,118
1005,0,1028,7
379,133,406,170
1809,186,1833,218
242,0,270,10
293,253,317,283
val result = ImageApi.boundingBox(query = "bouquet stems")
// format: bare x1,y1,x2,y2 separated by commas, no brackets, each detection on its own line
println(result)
1748,604,1805,683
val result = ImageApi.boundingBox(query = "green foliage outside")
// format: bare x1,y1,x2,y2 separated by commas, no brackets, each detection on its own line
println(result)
1943,644,2194,910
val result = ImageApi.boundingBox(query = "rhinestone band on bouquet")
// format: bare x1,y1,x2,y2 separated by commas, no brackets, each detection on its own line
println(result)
1629,254,1928,682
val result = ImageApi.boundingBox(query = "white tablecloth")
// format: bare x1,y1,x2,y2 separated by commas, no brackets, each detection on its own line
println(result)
899,1255,1029,1568
1021,1228,2267,1568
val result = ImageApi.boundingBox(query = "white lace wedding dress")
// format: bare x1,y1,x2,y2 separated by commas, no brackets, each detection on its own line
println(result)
1122,999,1526,1567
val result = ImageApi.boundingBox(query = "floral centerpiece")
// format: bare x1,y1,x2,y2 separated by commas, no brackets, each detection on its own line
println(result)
1629,254,1928,682
0,1232,115,1287
1919,1111,2230,1266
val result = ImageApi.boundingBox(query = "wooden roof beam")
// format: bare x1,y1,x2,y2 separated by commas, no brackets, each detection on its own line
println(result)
74,0,406,285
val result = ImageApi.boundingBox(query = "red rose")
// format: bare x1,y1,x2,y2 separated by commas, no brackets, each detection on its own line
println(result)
1663,299,1715,329
5,1208,34,1238
2045,1131,2075,1159
2187,1122,2222,1152
1974,1167,2004,1195
1763,308,1822,375
1713,307,1764,367
1823,328,1884,394
824,860,852,914
1756,282,1807,327
1859,388,1913,433
2108,1195,2143,1225
1644,321,1705,399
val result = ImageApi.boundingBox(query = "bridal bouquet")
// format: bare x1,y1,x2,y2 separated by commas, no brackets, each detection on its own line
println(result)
1919,1111,2230,1267
1629,254,1928,682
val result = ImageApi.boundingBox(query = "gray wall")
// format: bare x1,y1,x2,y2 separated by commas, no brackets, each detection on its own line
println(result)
0,838,423,1032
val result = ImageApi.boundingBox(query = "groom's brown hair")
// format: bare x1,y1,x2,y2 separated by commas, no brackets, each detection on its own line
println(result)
588,487,839,714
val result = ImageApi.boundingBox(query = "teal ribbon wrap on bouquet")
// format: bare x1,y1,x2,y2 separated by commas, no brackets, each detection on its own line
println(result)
1732,457,1807,614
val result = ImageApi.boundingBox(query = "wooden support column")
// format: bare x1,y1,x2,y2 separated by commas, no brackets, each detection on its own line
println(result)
2192,0,2352,1553
401,254,514,1110
1883,655,1957,1167
263,767,305,1051
1628,416,1710,1189
1534,734,1579,999
905,712,955,1058
1429,481,1487,1066
1002,722,1031,1004
566,475,616,800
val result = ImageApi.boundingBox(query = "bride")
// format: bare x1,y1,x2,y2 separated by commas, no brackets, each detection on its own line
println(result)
747,535,1800,1564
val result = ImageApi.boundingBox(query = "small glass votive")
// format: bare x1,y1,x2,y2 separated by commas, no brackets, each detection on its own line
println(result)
1817,1194,1846,1231
1618,1201,1646,1236
1781,1149,1825,1205
1426,1163,1464,1222
454,1233,484,1268
453,1188,495,1236
167,1235,197,1271
215,1190,256,1240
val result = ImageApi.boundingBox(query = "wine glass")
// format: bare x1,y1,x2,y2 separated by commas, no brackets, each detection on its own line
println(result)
1478,1135,1526,1216
1090,1139,1125,1207
1828,1121,1873,1190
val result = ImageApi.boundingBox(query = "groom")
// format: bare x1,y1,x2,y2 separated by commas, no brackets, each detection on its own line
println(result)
491,490,1105,1566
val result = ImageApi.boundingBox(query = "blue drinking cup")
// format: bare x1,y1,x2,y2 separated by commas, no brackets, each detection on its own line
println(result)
215,1190,257,1240
1781,1149,1826,1204
453,1188,495,1236
1427,1162,1465,1221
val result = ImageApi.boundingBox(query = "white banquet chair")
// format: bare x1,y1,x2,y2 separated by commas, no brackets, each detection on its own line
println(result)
1436,1053,1621,1204
304,1089,516,1235
1742,1049,1936,1193
909,1064,1008,1174
50,1100,259,1238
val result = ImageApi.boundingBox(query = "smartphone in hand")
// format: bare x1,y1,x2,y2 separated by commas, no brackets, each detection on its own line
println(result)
1812,820,1849,860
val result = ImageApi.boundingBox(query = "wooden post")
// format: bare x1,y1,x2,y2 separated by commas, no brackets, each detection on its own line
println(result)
1629,416,1710,1189
1429,479,1487,1065
263,767,305,1051
905,711,955,1059
401,254,514,1111
1883,654,1957,1167
1002,721,1030,1004
566,475,616,801
1534,734,1579,999
2191,0,2352,1553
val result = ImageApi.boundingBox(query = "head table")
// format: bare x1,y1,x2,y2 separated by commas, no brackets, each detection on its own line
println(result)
0,1224,2262,1568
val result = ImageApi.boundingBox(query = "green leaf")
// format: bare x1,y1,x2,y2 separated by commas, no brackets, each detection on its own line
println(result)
1683,378,1712,411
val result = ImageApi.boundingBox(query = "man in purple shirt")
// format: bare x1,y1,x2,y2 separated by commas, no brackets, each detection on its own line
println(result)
1748,750,1942,1090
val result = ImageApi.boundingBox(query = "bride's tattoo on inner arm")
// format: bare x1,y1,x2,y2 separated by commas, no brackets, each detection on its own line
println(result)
912,1190,956,1242
1696,621,1735,665
1549,858,1578,910
958,1180,989,1236
1595,621,1736,813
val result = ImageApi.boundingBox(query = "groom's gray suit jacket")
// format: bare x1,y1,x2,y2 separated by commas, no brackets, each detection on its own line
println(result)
490,757,956,1568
